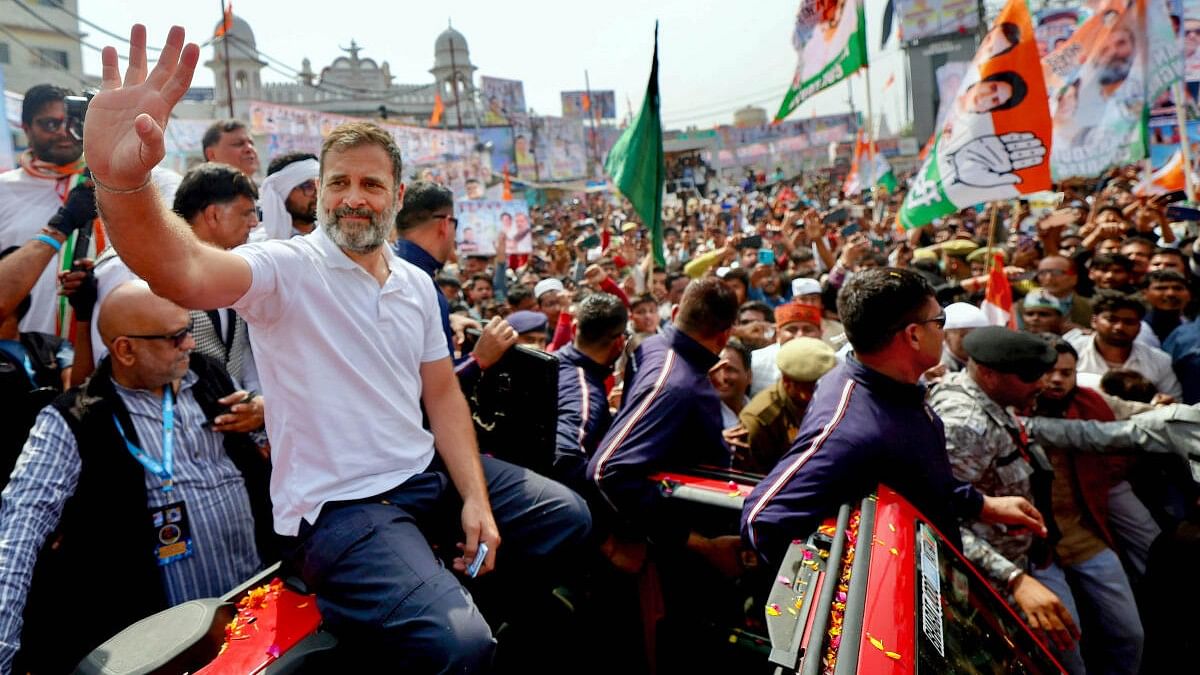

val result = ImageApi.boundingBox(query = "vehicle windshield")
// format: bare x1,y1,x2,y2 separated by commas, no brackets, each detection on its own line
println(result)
916,524,1061,674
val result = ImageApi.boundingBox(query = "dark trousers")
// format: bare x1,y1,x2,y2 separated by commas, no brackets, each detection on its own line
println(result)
285,456,592,674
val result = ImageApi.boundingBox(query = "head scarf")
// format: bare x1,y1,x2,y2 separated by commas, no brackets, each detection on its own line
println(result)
252,158,319,241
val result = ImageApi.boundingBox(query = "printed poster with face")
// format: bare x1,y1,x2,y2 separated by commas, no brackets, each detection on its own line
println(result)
454,199,533,256
900,0,1052,229
480,77,527,126
775,0,867,121
1043,0,1182,180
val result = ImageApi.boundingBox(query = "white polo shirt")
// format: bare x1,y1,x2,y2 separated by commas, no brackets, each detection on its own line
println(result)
232,227,448,535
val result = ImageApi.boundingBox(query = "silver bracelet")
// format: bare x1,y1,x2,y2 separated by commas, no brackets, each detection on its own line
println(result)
92,174,152,195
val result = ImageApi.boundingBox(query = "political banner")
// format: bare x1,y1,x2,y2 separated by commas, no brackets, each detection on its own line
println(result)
1185,1,1200,83
1044,0,1182,180
895,0,979,44
475,126,515,174
775,0,868,121
454,199,533,256
900,0,1052,229
561,90,617,119
533,116,588,180
1035,8,1081,57
480,76,527,126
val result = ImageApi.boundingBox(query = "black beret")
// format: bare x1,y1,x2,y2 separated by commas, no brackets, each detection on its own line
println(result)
963,327,1057,381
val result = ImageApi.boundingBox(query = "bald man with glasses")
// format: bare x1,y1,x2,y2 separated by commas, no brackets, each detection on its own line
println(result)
0,282,276,673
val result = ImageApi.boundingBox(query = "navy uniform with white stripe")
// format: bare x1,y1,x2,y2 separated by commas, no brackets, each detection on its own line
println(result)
588,279,736,548
741,356,982,565
554,342,615,494
741,269,1047,567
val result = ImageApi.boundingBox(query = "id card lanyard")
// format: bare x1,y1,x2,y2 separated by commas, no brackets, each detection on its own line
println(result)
113,386,176,493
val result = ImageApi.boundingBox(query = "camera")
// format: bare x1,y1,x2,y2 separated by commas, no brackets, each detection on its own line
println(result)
64,92,94,141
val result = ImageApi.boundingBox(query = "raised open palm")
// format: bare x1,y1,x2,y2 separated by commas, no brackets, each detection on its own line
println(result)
83,25,199,190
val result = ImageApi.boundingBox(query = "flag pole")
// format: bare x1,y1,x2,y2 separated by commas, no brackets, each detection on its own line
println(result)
862,67,879,223
983,202,1001,278
1174,81,1194,200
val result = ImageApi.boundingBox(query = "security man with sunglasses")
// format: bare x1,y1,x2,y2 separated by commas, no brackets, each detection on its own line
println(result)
929,327,1083,664
0,282,276,673
743,271,1048,569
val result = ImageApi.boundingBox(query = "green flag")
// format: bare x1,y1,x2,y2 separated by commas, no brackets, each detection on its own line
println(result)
775,0,867,121
605,26,665,266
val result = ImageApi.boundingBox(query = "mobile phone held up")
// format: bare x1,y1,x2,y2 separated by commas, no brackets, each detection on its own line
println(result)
822,207,849,225
1166,203,1200,222
757,248,775,265
576,233,601,249
839,221,861,238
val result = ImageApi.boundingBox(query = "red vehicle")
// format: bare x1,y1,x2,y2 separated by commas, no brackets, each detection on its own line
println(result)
79,475,1064,674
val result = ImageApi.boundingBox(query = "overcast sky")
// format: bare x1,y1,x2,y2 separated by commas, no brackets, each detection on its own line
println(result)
76,0,911,132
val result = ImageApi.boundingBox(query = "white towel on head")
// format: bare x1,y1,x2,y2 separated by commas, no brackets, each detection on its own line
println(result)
251,158,319,242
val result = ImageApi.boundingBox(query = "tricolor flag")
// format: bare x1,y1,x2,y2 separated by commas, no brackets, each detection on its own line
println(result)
981,253,1016,328
843,130,897,195
1043,0,1182,180
1136,148,1191,195
899,0,1051,229
775,0,868,121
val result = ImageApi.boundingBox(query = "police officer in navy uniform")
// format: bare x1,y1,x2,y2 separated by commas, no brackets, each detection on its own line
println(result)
741,269,1048,566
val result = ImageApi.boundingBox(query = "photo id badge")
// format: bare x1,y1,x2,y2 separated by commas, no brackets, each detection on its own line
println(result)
150,500,194,566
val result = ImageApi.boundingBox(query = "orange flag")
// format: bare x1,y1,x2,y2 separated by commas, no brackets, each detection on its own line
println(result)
214,1,233,37
582,94,591,112
982,253,1016,328
429,93,444,127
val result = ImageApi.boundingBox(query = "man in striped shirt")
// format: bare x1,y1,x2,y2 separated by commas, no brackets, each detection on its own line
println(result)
0,282,272,673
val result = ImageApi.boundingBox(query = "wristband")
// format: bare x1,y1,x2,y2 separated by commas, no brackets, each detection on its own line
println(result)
92,173,152,195
34,234,62,252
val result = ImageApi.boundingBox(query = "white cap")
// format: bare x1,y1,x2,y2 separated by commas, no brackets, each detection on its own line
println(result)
944,302,989,330
791,278,822,298
534,278,565,299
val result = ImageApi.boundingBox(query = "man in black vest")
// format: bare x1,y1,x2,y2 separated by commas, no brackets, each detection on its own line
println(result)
0,282,274,674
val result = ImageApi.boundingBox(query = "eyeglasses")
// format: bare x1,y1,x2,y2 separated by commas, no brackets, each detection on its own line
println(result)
33,117,67,134
295,180,317,196
913,312,947,330
122,326,191,348
1036,269,1067,277
432,213,459,228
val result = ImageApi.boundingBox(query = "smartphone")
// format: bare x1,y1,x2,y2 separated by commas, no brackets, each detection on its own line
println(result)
839,221,861,237
467,542,489,578
576,233,601,249
1159,190,1188,204
741,234,763,249
822,207,849,225
757,248,775,265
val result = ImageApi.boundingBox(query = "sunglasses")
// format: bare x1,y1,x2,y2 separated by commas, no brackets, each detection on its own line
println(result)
122,326,191,348
914,312,947,330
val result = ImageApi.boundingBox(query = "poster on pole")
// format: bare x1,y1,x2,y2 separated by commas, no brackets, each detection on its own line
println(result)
895,0,980,44
454,199,533,256
480,76,527,126
561,90,617,119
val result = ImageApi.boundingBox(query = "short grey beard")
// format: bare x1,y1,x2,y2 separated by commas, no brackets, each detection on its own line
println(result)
319,202,398,254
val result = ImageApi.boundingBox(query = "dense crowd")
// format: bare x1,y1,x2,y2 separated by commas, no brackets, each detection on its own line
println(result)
0,23,1198,675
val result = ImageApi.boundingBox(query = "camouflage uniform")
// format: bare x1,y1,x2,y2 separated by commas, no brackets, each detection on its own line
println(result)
929,371,1051,591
